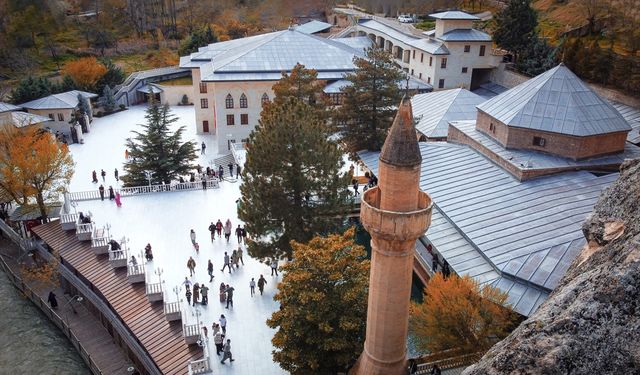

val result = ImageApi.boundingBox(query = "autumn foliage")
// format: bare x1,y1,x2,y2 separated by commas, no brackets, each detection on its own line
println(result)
267,228,370,374
63,57,107,91
0,127,74,221
410,273,517,355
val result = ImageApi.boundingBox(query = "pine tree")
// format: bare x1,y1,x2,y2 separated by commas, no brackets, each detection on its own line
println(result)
516,37,558,76
9,76,56,104
338,47,403,154
493,0,538,62
101,85,117,113
267,228,370,374
272,63,328,113
122,102,197,186
238,97,351,261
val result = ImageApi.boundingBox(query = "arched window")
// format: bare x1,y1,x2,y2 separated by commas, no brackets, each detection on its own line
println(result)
261,93,270,105
225,94,234,109
239,93,248,108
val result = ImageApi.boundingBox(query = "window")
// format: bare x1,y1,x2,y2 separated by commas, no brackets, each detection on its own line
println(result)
479,45,486,56
464,45,470,53
261,93,270,105
199,82,207,93
226,114,235,126
462,67,468,73
200,98,208,108
202,120,209,133
438,79,445,89
225,94,234,109
412,50,415,59
489,123,495,133
427,77,431,84
239,93,248,108
48,113,54,120
533,136,546,147
421,53,424,63
57,113,64,121
240,114,248,125
330,93,342,106
419,73,422,79
441,58,447,69
429,56,433,66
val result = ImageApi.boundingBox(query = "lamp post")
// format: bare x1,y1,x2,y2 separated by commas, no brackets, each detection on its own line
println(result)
70,200,78,214
63,295,84,324
173,285,181,303
144,170,154,186
105,223,111,240
155,267,163,284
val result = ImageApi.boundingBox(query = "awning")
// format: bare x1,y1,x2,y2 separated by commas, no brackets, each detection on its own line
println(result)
137,84,163,94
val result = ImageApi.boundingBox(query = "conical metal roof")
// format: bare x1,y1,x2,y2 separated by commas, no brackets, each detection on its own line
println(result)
477,64,631,137
380,97,422,167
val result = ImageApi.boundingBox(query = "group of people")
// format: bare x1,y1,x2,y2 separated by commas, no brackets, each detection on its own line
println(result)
210,317,234,364
92,168,119,184
207,220,248,244
97,184,122,206
183,278,211,306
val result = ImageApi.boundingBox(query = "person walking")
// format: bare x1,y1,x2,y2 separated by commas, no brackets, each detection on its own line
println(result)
237,247,244,266
219,314,227,334
218,165,224,181
208,222,216,242
249,278,255,297
99,185,105,201
231,249,239,269
108,186,115,200
207,260,214,282
219,283,227,303
114,168,119,181
241,226,247,243
101,169,106,182
124,149,129,160
235,225,243,243
352,179,359,196
257,275,267,295
201,141,206,155
236,164,241,178
47,291,58,309
115,192,122,207
220,339,234,364
187,256,196,277
185,286,192,305
225,284,234,309
92,170,98,183
224,219,232,243
216,220,223,239
193,283,200,306
183,277,192,289
212,322,220,336
228,163,234,178
201,326,208,338
200,284,209,305
190,229,196,247
214,332,224,355
144,243,153,261
270,258,278,276
221,252,232,273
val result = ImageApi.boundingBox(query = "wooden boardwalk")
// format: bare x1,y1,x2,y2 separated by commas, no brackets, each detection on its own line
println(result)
0,238,131,375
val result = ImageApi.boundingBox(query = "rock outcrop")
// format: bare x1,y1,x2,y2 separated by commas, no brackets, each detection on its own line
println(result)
464,159,640,375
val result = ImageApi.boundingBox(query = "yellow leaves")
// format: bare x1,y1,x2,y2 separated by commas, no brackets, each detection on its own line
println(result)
63,57,107,89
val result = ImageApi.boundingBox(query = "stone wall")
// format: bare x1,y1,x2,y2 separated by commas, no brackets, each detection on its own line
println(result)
157,84,193,106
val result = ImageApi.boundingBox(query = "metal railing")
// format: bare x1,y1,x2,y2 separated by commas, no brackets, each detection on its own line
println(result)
61,213,78,224
67,179,221,202
108,248,128,262
127,264,145,277
146,282,162,295
183,323,200,338
164,301,181,315
0,219,35,251
414,351,484,374
188,358,210,374
76,222,93,234
91,236,109,248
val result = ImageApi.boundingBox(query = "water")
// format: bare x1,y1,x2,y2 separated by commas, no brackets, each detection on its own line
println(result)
0,268,89,375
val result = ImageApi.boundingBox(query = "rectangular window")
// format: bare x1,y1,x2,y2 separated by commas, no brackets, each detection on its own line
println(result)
240,114,248,125
427,77,431,84
533,136,546,147
199,82,207,93
200,98,208,109
226,114,235,126
419,73,422,79
462,67,468,73
489,123,495,133
48,113,54,120
438,79,445,89
429,56,433,66
421,53,424,63
441,58,447,69
480,45,486,56
202,120,209,133
57,113,64,121
464,45,470,53
330,93,342,106
412,50,415,59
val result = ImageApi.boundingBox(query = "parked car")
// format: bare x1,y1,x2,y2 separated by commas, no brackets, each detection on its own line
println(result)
398,14,414,23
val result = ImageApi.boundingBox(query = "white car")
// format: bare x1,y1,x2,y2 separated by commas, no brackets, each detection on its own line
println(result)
398,15,413,23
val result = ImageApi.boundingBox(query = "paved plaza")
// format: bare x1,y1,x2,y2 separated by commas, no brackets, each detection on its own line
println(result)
67,105,286,374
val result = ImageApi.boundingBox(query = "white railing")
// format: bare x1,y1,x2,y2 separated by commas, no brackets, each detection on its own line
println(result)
146,282,163,295
183,323,200,338
67,179,220,202
61,213,78,224
164,301,181,315
188,358,210,375
108,248,128,262
76,222,93,234
91,236,109,248
127,264,145,277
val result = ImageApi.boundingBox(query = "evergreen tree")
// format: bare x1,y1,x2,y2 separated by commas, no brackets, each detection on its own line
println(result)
592,47,613,85
179,26,218,56
493,0,538,61
267,228,370,374
122,102,197,186
9,76,56,104
96,60,125,94
516,37,558,76
239,97,351,261
101,85,117,112
272,63,328,113
338,47,403,154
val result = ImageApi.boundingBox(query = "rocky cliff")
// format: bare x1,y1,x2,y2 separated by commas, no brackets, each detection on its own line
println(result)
463,159,640,375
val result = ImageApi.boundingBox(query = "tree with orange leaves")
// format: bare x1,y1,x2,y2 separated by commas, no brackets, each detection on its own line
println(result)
63,57,107,91
0,126,74,222
410,273,517,355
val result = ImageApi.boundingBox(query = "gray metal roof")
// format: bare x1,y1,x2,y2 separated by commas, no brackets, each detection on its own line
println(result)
477,64,632,137
332,36,374,51
294,20,332,34
429,11,480,20
137,84,163,94
19,90,98,110
407,38,450,55
438,28,491,42
450,121,640,172
6,111,52,127
610,101,640,144
358,142,619,316
358,18,421,45
323,79,352,94
323,76,432,94
472,82,508,99
412,89,485,138
0,102,21,113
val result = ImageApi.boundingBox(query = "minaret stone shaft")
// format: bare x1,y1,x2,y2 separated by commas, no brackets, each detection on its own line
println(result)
352,97,433,375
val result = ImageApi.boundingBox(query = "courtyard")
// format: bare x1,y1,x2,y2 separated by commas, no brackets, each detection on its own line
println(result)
67,105,286,374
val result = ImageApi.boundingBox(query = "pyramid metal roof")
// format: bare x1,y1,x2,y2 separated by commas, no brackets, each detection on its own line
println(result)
412,88,485,138
429,11,480,20
0,102,21,113
19,90,97,110
477,64,632,137
294,20,332,34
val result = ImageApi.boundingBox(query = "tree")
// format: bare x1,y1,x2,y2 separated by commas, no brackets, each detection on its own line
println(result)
0,127,74,222
516,37,558,76
272,63,328,113
96,60,125,94
238,97,351,261
122,102,197,186
409,273,517,354
267,228,370,374
63,57,107,91
338,47,403,154
493,0,538,61
178,25,217,56
9,76,57,104
101,85,117,112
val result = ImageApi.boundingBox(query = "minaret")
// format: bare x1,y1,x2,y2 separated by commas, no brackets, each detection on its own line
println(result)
352,97,433,375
